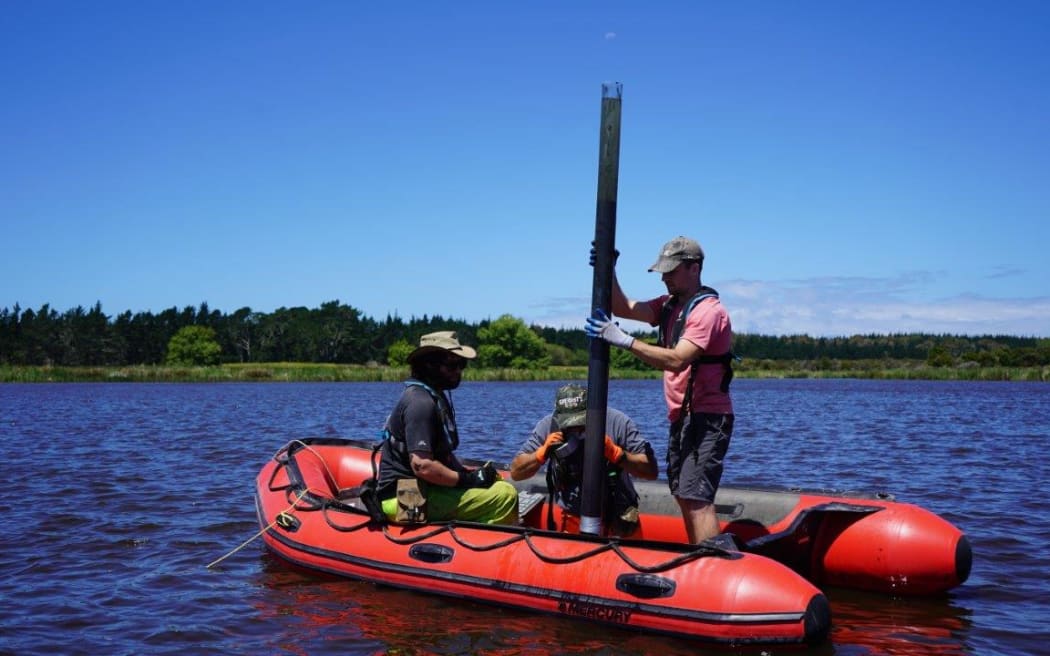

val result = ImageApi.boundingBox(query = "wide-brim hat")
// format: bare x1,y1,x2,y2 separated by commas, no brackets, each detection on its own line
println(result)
552,384,587,430
648,236,705,273
407,331,477,363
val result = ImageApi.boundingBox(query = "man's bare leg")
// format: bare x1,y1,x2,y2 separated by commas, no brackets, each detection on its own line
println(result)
677,497,719,544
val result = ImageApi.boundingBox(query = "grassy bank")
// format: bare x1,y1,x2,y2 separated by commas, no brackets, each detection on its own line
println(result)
1,362,1047,383
0,363,603,383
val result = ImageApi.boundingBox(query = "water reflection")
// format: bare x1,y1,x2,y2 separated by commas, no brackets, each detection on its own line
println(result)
827,588,973,655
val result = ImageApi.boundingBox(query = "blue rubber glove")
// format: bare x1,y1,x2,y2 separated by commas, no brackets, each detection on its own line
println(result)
585,309,635,350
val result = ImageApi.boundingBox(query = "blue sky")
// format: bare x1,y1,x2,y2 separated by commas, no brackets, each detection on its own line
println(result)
3,2,1048,337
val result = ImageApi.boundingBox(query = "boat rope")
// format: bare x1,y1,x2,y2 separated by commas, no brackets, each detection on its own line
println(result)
206,489,308,570
280,439,341,489
607,542,712,573
444,524,524,551
321,503,374,533
322,513,727,573
270,442,737,574
520,532,614,564
382,523,449,544
286,484,331,512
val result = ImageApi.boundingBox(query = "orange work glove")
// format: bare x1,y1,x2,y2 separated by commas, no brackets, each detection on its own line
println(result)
603,435,626,465
535,431,564,464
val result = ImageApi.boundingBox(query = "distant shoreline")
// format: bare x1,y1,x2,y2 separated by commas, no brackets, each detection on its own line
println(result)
2,362,1046,383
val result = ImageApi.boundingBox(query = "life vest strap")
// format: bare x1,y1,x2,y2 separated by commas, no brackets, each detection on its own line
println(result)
660,289,739,414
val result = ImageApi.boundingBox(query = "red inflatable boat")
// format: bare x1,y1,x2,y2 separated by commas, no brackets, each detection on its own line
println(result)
256,437,831,646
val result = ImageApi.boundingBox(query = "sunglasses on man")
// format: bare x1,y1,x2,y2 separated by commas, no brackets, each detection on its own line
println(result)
441,356,468,371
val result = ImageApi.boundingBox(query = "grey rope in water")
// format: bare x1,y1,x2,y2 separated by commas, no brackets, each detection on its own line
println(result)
206,489,308,570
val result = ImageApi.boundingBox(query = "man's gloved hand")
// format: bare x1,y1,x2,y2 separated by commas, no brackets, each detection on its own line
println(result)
603,435,626,465
589,241,620,267
458,462,499,488
585,309,635,349
535,431,564,464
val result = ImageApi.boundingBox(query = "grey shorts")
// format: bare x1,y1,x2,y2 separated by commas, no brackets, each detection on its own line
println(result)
666,413,734,503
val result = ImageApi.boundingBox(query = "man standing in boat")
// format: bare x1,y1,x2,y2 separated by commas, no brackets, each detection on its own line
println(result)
509,384,658,536
377,331,519,524
585,236,735,544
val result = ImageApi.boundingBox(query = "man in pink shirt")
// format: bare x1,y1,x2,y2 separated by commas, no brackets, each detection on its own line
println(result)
586,236,735,544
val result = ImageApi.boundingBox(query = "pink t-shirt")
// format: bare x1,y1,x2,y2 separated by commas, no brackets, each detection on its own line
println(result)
646,294,734,421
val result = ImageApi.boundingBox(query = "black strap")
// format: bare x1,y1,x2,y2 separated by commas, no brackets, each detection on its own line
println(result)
542,445,635,532
659,287,719,348
661,289,739,416
682,351,739,415
405,379,459,450
370,440,382,481
545,465,559,531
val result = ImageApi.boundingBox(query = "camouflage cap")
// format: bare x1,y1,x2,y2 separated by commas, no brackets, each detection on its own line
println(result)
552,384,588,431
648,236,705,273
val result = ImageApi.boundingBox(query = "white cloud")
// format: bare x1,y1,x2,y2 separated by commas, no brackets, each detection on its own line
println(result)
724,277,1050,336
526,275,1050,337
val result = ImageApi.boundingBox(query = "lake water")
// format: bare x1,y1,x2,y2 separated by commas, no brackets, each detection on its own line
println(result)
1,379,1048,655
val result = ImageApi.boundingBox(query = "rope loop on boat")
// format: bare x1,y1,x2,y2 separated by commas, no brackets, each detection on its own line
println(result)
608,542,708,573
382,523,452,545
320,501,377,533
284,485,329,512
267,439,341,496
376,520,527,547
445,523,525,551
521,532,615,564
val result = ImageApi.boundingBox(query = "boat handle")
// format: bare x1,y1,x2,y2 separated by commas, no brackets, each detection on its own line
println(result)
408,543,455,564
615,573,677,599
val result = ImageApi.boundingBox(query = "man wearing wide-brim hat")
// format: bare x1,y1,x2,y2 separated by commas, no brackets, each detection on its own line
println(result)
377,331,518,524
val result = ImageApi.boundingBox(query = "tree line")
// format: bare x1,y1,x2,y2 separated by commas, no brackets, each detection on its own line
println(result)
2,301,1048,368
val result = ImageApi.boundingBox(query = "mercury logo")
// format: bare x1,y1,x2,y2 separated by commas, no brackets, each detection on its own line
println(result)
558,598,632,624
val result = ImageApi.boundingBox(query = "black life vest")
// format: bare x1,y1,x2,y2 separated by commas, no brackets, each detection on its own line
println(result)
658,288,739,412
544,436,639,532
384,379,460,455
366,380,461,516
376,379,460,501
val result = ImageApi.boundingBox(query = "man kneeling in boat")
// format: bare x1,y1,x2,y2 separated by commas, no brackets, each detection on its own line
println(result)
377,331,519,525
510,384,658,536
